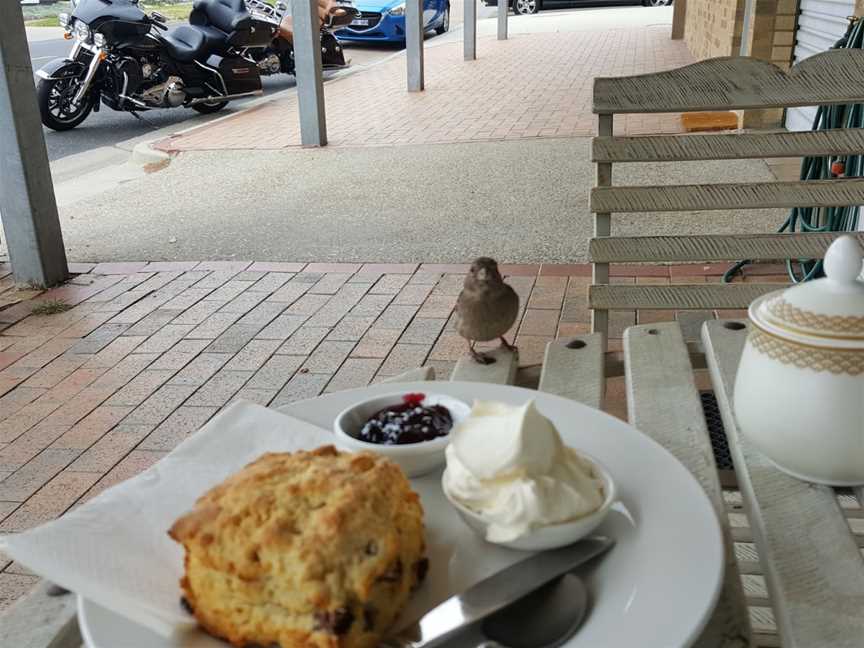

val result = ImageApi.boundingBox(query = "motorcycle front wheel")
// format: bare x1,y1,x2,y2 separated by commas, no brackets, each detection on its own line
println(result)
37,76,93,131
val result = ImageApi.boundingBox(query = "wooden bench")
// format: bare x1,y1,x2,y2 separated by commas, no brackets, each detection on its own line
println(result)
589,49,864,344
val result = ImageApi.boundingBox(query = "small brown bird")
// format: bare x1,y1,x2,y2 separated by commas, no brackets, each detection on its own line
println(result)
455,257,519,365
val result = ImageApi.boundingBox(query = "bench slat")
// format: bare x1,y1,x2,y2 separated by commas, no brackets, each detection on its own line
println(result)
590,284,781,310
593,50,864,113
589,232,863,263
0,581,80,648
703,319,864,647
623,322,751,645
591,178,864,213
592,128,864,162
449,348,518,384
538,336,604,410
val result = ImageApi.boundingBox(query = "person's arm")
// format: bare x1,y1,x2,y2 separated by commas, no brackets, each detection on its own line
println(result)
279,0,340,42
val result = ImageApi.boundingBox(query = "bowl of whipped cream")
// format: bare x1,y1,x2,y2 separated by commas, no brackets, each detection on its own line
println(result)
442,400,616,551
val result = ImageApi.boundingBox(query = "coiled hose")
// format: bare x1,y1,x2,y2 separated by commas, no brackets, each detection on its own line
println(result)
724,16,864,284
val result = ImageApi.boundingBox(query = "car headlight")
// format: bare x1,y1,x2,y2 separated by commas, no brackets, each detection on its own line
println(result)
74,20,91,43
58,12,70,27
93,32,107,47
388,1,406,15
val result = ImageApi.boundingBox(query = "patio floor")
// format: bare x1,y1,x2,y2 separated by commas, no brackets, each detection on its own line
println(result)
0,258,789,609
154,20,691,153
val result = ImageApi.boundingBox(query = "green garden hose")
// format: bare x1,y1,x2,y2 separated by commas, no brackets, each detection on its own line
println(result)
724,16,864,284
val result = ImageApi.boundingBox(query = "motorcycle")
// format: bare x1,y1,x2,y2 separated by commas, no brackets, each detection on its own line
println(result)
241,0,359,76
36,0,275,131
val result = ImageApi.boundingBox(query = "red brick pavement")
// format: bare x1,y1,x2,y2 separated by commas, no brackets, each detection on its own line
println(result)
155,26,692,153
0,259,783,608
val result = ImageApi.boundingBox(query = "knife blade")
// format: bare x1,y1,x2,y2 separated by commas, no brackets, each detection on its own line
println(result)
384,536,614,648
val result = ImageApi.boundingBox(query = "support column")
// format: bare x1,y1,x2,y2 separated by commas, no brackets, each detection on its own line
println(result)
671,0,686,40
498,0,508,40
0,3,68,287
406,0,424,91
464,0,477,60
738,0,798,127
292,0,327,146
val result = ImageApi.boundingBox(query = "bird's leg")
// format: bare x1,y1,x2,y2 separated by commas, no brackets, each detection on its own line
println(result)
499,336,518,353
469,340,495,365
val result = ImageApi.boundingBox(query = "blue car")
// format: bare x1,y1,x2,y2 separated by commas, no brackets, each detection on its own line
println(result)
337,0,450,42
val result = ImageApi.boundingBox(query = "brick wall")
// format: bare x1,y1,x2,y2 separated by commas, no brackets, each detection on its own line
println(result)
748,0,799,70
684,0,747,59
739,0,800,126
683,0,801,127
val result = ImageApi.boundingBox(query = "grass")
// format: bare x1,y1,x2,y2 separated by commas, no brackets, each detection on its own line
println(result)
24,1,194,26
26,16,62,27
142,2,195,21
30,299,72,316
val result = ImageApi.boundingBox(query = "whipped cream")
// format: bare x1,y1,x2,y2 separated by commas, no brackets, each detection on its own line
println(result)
443,400,605,542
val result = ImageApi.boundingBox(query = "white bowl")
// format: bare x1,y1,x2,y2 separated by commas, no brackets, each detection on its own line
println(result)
442,452,616,551
333,392,471,477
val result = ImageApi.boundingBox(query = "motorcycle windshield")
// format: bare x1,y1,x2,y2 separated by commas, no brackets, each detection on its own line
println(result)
71,0,146,25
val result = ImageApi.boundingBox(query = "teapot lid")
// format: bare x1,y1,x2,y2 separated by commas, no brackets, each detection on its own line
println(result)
752,235,864,347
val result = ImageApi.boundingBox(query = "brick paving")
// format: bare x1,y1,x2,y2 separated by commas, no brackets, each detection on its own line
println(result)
154,25,692,153
0,259,787,607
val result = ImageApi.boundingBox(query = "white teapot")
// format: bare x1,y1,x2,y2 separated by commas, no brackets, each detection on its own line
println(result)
734,235,864,486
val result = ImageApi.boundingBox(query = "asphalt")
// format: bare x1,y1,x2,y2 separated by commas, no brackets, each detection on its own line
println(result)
48,137,786,263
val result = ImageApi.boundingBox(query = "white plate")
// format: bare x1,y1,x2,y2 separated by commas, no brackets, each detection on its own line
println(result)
79,382,723,648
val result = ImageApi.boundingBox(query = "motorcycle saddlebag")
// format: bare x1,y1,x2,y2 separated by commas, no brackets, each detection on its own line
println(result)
206,54,261,95
243,17,276,48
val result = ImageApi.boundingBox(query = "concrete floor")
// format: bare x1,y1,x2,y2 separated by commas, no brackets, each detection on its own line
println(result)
49,137,785,263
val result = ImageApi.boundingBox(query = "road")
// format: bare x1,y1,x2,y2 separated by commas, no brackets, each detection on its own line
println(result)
26,30,405,162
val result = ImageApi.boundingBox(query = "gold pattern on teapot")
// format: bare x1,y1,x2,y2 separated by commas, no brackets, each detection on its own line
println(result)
750,327,864,376
766,297,864,339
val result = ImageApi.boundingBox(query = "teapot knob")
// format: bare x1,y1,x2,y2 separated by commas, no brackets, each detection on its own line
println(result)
824,235,864,284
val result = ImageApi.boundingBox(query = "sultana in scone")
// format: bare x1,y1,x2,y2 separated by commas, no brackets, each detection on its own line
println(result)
169,445,426,648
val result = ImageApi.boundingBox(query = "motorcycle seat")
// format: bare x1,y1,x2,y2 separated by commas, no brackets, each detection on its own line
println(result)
190,0,253,48
161,24,210,63
191,23,231,54
192,0,252,32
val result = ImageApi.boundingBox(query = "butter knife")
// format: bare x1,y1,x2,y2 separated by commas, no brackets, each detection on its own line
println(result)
383,536,614,648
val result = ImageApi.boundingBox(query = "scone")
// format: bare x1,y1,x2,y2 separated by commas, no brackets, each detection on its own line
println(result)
169,445,426,648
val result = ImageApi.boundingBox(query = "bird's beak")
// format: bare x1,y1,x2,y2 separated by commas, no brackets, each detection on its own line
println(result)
476,267,489,281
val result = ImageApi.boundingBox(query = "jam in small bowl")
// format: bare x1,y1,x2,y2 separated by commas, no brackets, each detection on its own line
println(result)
334,392,470,477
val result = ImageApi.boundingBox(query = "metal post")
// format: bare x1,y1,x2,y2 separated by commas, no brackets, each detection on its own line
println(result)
671,0,686,40
0,3,68,287
738,0,756,55
406,0,424,91
292,0,327,146
497,0,508,40
464,0,477,60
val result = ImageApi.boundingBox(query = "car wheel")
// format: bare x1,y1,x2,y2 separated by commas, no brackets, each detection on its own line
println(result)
514,0,539,14
191,101,229,115
435,4,450,34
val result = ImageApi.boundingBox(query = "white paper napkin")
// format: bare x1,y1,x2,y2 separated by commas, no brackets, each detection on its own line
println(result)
0,402,334,639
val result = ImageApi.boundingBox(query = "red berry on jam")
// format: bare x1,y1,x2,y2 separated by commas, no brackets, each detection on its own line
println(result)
359,395,453,445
